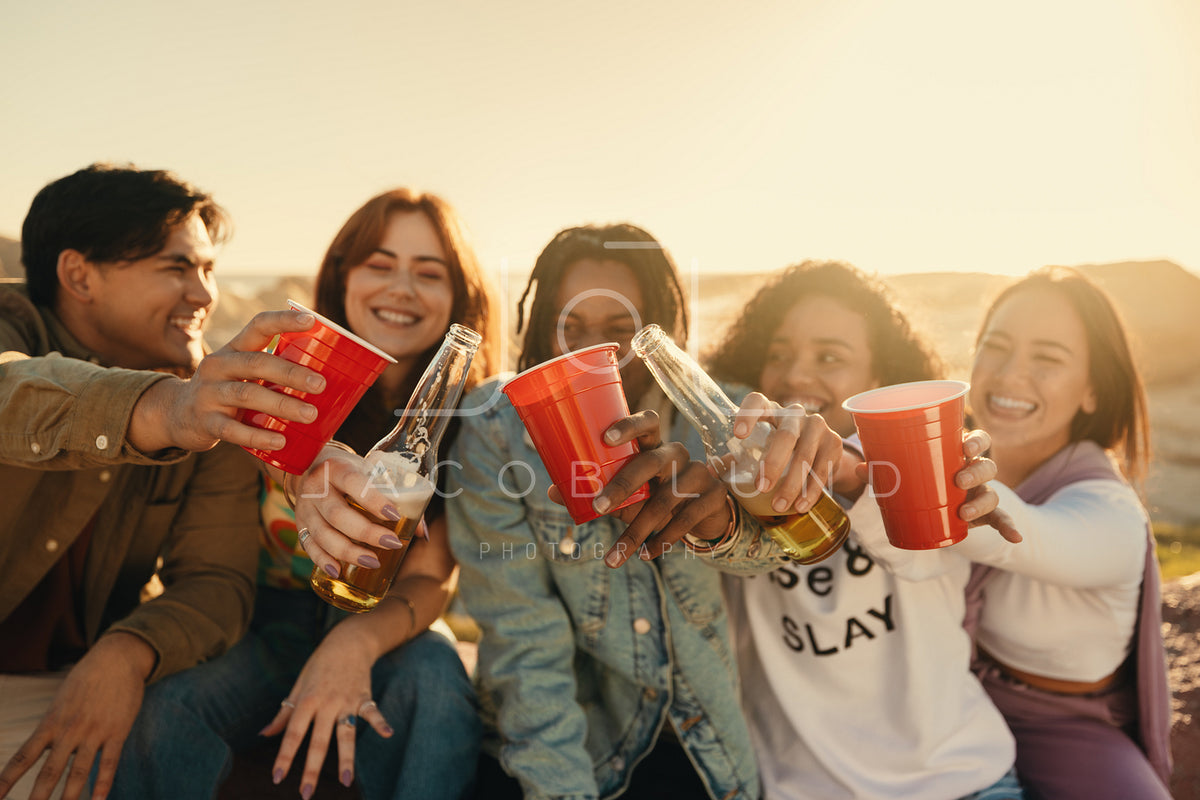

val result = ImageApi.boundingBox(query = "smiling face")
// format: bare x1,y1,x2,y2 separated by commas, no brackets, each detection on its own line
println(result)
551,258,652,403
969,286,1097,483
758,294,878,436
343,211,454,374
84,213,216,370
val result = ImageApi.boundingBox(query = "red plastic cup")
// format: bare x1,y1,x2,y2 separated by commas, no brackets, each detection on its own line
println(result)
239,300,396,474
841,380,970,550
502,343,651,525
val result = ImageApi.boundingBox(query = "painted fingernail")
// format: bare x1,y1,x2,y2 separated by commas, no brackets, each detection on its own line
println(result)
358,553,381,569
301,783,314,800
341,770,353,787
382,724,395,736
272,768,284,785
604,428,620,445
381,504,401,521
593,495,611,514
323,562,340,579
379,534,403,549
307,375,325,392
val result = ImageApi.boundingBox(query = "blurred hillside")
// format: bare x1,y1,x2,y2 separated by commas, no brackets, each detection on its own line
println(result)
0,235,19,279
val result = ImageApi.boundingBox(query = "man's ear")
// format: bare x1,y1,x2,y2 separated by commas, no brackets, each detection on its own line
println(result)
56,249,97,303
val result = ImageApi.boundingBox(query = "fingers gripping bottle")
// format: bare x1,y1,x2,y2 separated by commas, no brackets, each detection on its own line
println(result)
310,324,482,611
631,324,850,564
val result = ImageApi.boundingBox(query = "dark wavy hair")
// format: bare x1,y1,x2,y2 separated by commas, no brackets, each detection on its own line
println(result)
977,267,1150,485
21,162,230,308
515,223,689,371
707,260,944,388
312,189,498,516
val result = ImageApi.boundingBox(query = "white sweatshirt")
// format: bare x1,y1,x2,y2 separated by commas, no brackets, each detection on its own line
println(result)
954,479,1147,682
725,496,1015,800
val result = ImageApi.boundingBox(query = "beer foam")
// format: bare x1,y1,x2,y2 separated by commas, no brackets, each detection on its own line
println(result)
364,451,436,519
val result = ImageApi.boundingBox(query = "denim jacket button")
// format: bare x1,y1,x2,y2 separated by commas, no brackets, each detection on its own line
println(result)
643,688,658,700
610,755,625,771
633,617,652,635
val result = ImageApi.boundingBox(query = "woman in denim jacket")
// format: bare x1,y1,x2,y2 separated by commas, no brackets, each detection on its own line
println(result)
445,224,763,800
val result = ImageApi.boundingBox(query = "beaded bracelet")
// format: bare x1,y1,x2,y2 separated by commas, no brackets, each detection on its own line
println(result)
684,494,740,554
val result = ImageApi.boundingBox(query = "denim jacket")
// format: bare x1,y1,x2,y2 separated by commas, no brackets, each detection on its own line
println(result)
447,377,760,800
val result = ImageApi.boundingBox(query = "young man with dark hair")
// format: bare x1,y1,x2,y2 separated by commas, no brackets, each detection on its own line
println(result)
0,163,324,800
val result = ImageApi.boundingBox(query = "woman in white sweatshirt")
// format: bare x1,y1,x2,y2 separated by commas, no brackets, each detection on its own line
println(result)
706,261,1024,800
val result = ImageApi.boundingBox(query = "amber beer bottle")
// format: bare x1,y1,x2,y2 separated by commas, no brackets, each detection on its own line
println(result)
310,324,481,612
631,324,850,564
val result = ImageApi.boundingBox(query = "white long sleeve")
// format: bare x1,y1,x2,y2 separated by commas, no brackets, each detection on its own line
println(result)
955,479,1148,681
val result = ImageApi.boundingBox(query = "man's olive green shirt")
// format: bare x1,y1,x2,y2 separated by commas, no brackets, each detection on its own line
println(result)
0,283,259,682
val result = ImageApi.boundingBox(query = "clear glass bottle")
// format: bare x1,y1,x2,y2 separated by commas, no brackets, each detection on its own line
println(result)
631,324,850,564
310,323,482,612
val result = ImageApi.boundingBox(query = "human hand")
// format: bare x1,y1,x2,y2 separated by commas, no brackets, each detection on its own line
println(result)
732,392,850,513
130,310,327,454
293,444,416,579
853,428,1022,543
550,410,734,568
259,624,393,797
0,633,152,800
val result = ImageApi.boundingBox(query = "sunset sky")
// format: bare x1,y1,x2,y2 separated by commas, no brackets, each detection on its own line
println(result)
1,0,1197,279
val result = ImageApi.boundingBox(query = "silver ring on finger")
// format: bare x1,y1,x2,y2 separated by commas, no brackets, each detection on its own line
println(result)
281,699,296,709
338,714,358,728
358,700,378,715
297,527,312,546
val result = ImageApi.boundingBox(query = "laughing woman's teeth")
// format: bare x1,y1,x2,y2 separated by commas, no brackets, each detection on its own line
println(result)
170,316,203,332
377,309,416,325
989,394,1036,412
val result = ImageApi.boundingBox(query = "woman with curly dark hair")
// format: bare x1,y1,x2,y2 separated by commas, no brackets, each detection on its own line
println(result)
707,260,943,436
709,260,1025,800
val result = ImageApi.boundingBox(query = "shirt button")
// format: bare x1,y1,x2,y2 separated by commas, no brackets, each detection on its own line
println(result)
45,539,59,553
30,442,41,454
95,435,109,450
633,617,652,635
99,470,112,483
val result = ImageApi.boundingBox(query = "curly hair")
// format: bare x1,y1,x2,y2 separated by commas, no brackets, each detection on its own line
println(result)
977,266,1150,485
707,260,944,388
515,223,688,371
